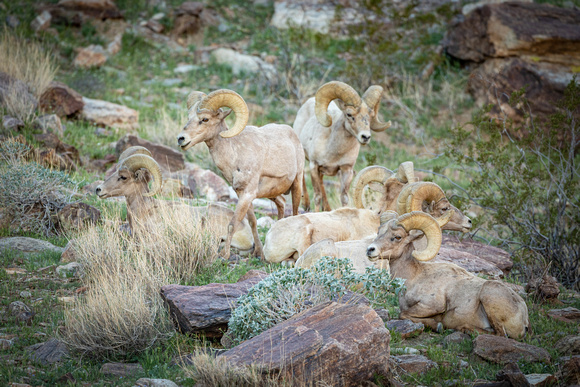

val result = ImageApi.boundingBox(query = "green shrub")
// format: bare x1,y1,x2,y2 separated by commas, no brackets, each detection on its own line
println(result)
446,76,580,289
227,257,404,344
0,139,77,236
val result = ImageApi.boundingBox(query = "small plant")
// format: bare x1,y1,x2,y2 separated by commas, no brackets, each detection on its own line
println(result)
228,256,404,344
0,139,78,236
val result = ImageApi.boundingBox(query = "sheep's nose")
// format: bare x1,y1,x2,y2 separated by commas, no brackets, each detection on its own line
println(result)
366,246,376,256
361,134,370,142
468,219,472,224
177,136,185,146
95,187,101,194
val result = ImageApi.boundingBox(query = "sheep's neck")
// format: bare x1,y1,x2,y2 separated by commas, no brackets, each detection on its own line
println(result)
389,244,423,281
125,194,158,229
330,116,359,154
204,121,236,181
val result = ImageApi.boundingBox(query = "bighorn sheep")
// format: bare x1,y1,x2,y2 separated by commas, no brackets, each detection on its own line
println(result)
264,167,471,264
176,89,304,259
293,81,391,211
95,147,254,253
366,211,529,338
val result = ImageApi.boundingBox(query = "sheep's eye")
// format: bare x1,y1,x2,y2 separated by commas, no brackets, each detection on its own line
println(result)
442,207,449,211
202,118,209,122
346,113,353,118
119,176,127,181
395,235,402,240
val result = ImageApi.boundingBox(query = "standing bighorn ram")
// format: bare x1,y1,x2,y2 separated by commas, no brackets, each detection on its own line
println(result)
95,147,255,253
293,81,391,211
366,211,529,338
177,89,305,259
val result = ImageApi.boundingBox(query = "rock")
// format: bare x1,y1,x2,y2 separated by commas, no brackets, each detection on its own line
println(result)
220,301,390,386
386,319,424,339
100,362,144,377
57,202,101,229
133,379,179,387
434,247,504,278
547,307,580,323
173,64,198,74
441,235,513,273
6,15,20,28
73,45,108,68
27,339,69,365
0,72,38,115
132,25,184,52
525,275,560,302
558,355,580,385
462,0,532,16
35,114,63,137
115,135,185,172
391,347,420,355
0,338,13,349
81,97,139,130
143,19,164,34
0,237,65,255
555,335,580,356
187,167,230,201
106,33,123,55
53,0,122,20
496,362,530,387
392,354,437,374
31,10,52,32
39,81,84,117
161,178,193,198
56,262,82,278
256,216,275,229
171,2,216,47
472,380,510,387
444,2,580,64
211,48,277,82
525,373,557,387
443,331,472,348
374,308,390,323
159,274,266,338
20,291,32,298
2,116,24,131
474,334,551,364
236,269,268,283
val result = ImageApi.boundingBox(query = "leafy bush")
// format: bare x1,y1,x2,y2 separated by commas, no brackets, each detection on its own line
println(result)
228,256,404,344
446,77,579,289
0,139,77,236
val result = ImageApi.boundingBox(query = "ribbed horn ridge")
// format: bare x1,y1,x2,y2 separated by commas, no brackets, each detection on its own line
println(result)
396,161,415,183
118,146,152,164
315,81,361,127
351,166,394,209
397,211,441,261
187,91,207,110
362,85,391,132
119,154,162,197
197,89,249,138
397,182,446,214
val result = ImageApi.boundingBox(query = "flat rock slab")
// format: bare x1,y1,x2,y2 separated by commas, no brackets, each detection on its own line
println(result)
81,97,139,130
547,307,580,323
0,237,65,255
443,331,472,348
434,247,503,278
27,339,69,365
474,334,551,364
160,274,265,338
386,319,424,339
220,301,390,386
555,335,580,356
392,354,437,374
100,362,144,377
441,235,513,272
525,373,557,387
116,134,185,173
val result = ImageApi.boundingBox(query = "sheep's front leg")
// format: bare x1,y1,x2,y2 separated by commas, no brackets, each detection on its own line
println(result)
291,169,303,216
309,162,325,212
270,196,286,219
245,203,264,260
302,173,310,212
223,191,256,259
339,165,354,207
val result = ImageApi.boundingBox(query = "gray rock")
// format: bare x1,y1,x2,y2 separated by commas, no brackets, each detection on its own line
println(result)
115,134,185,173
547,307,580,323
100,362,144,377
555,335,580,355
386,319,424,339
35,114,63,137
133,378,179,387
0,338,14,349
31,10,52,32
0,237,65,255
0,72,38,117
525,373,557,387
173,64,199,74
374,308,390,323
2,116,24,131
256,215,275,229
27,339,69,365
391,347,420,355
81,97,139,130
474,334,551,364
392,354,438,374
443,331,472,348
6,15,20,28
211,48,277,82
161,78,182,87
56,262,82,278
9,301,33,318
19,291,32,298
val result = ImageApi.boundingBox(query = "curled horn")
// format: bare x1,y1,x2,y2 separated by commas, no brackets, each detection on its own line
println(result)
118,146,152,164
351,166,394,209
379,210,399,225
397,211,441,261
362,85,391,132
315,81,362,127
197,89,249,138
187,91,207,110
395,161,416,183
119,154,162,197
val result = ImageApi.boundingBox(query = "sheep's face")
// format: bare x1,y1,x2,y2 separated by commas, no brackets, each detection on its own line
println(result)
95,168,150,199
337,102,373,145
428,200,472,233
366,220,410,262
177,108,232,150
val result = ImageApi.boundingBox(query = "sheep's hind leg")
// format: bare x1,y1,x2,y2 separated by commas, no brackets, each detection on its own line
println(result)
309,163,325,212
339,165,354,207
245,203,264,260
270,196,286,219
301,173,310,212
223,192,255,259
291,170,303,216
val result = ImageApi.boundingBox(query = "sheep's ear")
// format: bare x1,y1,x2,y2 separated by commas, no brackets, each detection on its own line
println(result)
134,168,152,182
219,108,233,120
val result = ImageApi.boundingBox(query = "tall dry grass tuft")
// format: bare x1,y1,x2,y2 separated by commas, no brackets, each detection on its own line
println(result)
63,204,222,359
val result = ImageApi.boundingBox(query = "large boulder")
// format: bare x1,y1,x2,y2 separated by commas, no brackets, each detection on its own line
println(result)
442,235,513,272
185,166,230,202
159,271,267,338
39,81,84,117
0,237,65,255
433,247,504,278
26,339,69,365
219,301,390,386
115,135,185,173
81,97,139,130
474,334,551,364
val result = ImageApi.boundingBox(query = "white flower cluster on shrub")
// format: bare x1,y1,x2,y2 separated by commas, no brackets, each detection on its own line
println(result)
228,256,405,344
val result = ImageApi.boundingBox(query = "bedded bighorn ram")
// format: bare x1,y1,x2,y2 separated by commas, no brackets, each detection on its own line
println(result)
95,147,254,253
293,81,391,211
366,211,529,338
176,89,304,259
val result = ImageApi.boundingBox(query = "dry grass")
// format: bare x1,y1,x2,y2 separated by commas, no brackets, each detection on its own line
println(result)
62,203,222,358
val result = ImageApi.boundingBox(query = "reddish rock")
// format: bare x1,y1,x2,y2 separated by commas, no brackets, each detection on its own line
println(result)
392,354,437,374
236,269,268,283
39,81,84,117
220,301,390,386
434,247,503,278
53,0,122,20
386,319,424,339
73,45,108,68
116,135,185,173
34,132,81,169
441,235,513,273
547,307,580,323
160,275,265,338
474,334,551,364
